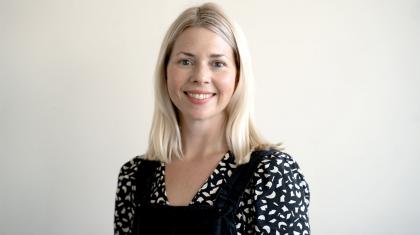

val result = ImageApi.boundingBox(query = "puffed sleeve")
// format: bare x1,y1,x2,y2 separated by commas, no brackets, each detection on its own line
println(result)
114,158,140,235
252,151,310,235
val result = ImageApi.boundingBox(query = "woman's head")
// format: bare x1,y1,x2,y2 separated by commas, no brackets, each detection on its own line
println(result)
166,26,237,123
147,2,278,164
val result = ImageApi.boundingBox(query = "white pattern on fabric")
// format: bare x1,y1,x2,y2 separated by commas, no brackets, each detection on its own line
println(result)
114,151,310,234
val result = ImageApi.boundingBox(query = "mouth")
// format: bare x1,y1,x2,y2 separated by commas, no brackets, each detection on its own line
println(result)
184,91,216,100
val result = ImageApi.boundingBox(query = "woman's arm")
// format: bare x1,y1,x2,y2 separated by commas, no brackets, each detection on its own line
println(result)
114,158,139,235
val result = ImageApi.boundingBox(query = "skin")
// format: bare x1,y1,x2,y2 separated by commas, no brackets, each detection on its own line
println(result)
164,27,237,206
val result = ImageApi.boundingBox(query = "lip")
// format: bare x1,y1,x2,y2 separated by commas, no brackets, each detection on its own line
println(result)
184,90,216,94
184,90,216,105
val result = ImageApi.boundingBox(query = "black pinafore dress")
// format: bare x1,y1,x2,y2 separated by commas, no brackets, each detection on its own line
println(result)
132,151,271,235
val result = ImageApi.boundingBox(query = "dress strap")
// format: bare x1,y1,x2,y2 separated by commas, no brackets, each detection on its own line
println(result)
134,159,160,206
214,149,276,215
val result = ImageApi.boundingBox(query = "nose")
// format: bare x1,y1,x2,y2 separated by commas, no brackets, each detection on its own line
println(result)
191,62,210,84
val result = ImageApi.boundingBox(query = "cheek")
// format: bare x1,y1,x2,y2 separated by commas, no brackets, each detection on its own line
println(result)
217,71,237,94
166,67,182,93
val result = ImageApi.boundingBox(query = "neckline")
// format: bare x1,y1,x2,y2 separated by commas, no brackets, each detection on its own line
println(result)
162,151,232,206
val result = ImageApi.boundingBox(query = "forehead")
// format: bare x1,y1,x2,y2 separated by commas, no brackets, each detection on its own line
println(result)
171,27,234,57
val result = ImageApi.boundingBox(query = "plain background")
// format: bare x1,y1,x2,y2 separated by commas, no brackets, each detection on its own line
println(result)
1,0,419,234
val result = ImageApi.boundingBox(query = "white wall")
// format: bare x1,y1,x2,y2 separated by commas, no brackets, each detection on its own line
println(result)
1,0,419,234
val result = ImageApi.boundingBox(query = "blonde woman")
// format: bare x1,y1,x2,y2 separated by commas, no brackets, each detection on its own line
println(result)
114,3,310,234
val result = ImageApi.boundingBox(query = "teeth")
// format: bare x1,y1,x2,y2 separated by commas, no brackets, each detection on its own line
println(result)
187,92,213,100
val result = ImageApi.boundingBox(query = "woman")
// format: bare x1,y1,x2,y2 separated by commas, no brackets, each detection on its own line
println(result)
114,3,310,235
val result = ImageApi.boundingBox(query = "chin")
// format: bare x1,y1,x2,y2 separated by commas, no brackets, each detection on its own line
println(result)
182,111,224,122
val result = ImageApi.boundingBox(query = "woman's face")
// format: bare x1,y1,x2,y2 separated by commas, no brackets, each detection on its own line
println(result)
166,27,237,123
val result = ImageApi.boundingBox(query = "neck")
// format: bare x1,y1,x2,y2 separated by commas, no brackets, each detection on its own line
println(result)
179,114,228,161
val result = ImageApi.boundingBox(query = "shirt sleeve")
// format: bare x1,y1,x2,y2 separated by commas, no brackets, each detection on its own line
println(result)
114,158,139,235
252,151,310,235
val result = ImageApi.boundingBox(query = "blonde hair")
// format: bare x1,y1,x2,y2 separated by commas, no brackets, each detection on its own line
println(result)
145,2,282,165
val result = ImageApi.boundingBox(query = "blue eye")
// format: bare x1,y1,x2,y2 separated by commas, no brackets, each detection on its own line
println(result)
179,59,192,66
213,61,226,68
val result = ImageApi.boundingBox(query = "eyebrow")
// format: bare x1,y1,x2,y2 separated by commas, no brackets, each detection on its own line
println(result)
176,51,227,58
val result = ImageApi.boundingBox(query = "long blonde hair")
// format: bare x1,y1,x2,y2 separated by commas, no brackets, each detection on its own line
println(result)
145,2,282,165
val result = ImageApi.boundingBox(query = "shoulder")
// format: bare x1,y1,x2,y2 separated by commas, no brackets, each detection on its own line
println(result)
251,149,310,199
242,151,310,233
118,155,144,178
117,155,162,182
256,150,305,177
115,155,161,203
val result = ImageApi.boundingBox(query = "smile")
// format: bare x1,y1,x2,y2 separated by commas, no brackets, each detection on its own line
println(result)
184,91,216,104
186,92,214,100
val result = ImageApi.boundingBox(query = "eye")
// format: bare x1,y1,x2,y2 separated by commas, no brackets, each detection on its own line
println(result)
179,59,193,66
213,61,226,68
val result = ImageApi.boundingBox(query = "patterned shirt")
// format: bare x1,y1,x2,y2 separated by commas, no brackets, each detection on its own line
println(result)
114,151,310,234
